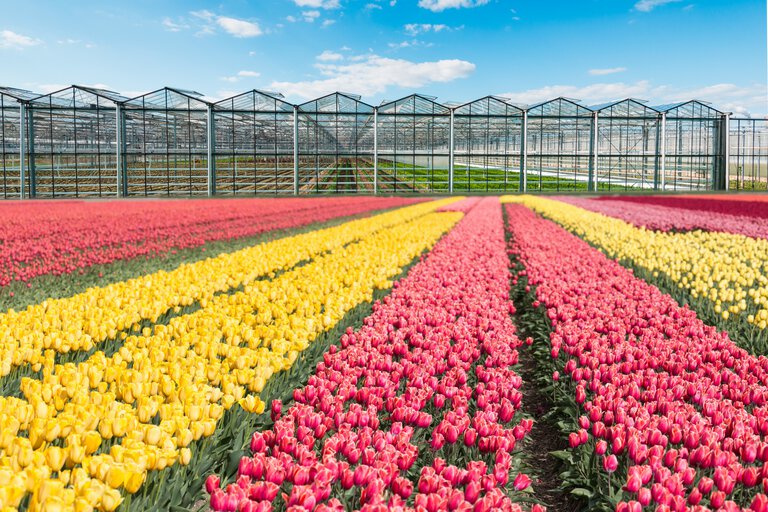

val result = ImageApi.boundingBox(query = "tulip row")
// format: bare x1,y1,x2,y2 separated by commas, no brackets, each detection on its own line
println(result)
0,209,460,511
501,195,768,351
206,197,540,512
0,196,424,287
558,197,768,241
0,199,458,383
506,202,768,510
600,195,768,220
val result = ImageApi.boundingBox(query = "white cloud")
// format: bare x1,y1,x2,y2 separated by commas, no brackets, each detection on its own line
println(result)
388,39,434,49
417,0,489,12
286,15,298,22
303,10,321,22
365,3,383,9
404,23,454,35
589,67,627,76
322,19,336,27
634,0,682,12
221,70,262,82
167,11,262,37
162,18,189,32
292,0,341,9
270,53,475,99
497,80,768,116
216,16,262,37
190,10,215,21
0,30,42,49
317,50,344,61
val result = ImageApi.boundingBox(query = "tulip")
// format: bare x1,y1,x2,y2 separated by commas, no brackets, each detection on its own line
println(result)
603,455,618,473
513,473,532,491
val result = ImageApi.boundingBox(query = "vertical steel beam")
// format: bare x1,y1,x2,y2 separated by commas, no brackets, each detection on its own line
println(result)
449,109,455,194
519,111,528,192
722,113,731,191
589,111,598,192
653,116,661,190
19,102,26,199
293,106,299,195
206,105,215,196
659,112,667,190
373,107,378,195
116,104,123,197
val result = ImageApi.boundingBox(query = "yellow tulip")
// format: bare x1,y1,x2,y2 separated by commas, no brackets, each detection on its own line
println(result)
45,447,66,472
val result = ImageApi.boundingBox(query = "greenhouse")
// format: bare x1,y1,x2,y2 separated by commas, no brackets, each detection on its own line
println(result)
0,84,764,197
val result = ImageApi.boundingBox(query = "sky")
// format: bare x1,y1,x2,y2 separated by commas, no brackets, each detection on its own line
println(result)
1,0,766,116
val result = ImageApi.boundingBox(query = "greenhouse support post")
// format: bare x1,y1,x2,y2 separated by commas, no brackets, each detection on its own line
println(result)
519,111,527,192
116,104,122,197
293,106,299,195
449,110,455,193
373,107,378,195
588,111,598,192
722,113,730,191
206,105,215,196
659,112,667,190
19,102,26,199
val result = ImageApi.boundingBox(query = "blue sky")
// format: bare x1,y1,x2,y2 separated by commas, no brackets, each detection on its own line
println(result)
2,0,766,115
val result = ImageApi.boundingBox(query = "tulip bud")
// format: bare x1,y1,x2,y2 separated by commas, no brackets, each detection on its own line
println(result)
205,475,221,494
603,454,618,473
513,473,532,491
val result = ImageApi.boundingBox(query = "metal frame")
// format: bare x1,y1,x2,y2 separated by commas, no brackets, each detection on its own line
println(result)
0,84,754,197
122,87,210,196
0,87,39,198
525,97,594,192
652,100,725,191
592,99,661,191
297,93,375,194
377,94,451,193
730,117,767,191
452,96,524,193
213,90,295,195
25,86,129,198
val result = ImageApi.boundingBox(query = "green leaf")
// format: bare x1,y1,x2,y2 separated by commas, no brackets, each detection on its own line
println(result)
570,488,594,498
549,450,573,461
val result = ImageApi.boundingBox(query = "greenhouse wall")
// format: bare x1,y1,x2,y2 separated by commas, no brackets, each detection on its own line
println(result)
0,84,761,197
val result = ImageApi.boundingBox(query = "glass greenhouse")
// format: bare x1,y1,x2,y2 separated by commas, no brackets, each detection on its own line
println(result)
0,84,763,197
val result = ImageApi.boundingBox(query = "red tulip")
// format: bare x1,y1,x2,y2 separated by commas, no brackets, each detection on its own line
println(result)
513,473,532,491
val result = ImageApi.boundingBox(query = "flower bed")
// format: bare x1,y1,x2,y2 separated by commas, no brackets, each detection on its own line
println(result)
558,196,768,240
506,202,768,510
0,208,459,511
206,197,540,512
0,197,423,286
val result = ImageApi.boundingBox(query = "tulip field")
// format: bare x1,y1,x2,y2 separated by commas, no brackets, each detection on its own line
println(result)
2,194,768,512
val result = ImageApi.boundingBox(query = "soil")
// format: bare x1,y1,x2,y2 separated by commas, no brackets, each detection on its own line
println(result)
516,342,583,512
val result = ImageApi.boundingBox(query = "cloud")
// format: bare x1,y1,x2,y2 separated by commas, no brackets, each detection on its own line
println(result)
292,0,341,9
0,30,42,49
403,23,456,36
634,0,682,12
322,19,336,27
365,3,383,9
317,50,344,61
417,0,489,12
497,80,768,116
165,11,262,37
303,10,321,22
220,70,261,82
589,67,627,76
388,39,434,49
270,53,475,99
216,16,262,37
162,18,189,32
